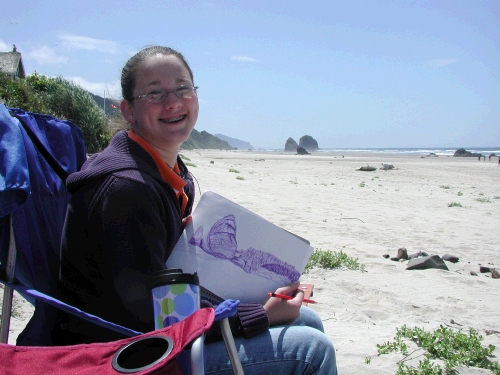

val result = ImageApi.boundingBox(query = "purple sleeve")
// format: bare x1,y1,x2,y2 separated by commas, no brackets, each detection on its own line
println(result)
238,303,269,339
237,303,270,338
201,301,269,341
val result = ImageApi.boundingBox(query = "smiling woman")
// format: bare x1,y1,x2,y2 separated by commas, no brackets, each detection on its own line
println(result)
119,47,199,168
19,45,337,375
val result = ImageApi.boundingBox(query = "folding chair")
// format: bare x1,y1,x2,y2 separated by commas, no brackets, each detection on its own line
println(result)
0,105,244,374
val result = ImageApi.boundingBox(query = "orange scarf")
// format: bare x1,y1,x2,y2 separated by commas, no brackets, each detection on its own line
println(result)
128,130,188,217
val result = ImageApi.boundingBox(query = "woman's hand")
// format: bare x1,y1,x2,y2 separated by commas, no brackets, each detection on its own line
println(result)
263,281,303,326
182,215,192,229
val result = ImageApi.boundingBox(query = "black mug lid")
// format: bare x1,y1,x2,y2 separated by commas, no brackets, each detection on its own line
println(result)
151,268,199,288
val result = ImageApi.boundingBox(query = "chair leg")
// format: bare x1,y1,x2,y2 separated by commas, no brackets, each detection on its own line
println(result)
190,335,205,375
0,218,17,344
0,285,14,343
220,318,244,375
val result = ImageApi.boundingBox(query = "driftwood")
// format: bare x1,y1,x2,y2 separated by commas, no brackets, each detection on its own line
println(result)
336,217,365,223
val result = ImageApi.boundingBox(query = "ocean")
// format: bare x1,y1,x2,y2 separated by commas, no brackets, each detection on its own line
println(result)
253,146,500,157
313,147,500,156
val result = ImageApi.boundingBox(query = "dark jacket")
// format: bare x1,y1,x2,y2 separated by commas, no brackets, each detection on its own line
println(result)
52,131,267,345
52,130,194,344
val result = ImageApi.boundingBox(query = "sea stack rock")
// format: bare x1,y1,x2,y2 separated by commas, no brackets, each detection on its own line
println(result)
285,137,299,152
453,148,481,157
299,135,319,151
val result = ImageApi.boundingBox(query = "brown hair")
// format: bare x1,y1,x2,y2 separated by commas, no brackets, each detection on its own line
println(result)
121,46,194,102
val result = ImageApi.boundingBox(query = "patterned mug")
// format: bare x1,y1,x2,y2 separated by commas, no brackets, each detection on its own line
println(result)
151,268,200,329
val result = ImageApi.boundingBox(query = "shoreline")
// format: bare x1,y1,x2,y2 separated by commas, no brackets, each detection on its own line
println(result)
187,147,500,159
208,147,500,157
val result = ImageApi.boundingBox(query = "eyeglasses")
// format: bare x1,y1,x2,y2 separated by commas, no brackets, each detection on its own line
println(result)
133,85,199,103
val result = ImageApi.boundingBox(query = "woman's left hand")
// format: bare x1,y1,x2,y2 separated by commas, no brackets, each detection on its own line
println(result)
182,215,192,229
263,281,303,326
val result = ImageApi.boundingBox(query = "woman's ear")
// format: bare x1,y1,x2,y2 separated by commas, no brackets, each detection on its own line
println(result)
120,100,135,123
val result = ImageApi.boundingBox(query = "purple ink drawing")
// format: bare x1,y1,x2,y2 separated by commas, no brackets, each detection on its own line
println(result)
189,214,301,284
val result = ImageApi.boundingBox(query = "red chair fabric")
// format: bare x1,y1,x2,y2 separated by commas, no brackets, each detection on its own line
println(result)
0,307,214,375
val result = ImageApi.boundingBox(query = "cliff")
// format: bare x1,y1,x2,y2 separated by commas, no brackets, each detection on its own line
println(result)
284,137,299,152
181,129,233,150
299,135,319,151
214,134,254,150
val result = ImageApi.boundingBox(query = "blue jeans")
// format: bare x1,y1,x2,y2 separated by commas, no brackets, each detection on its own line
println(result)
204,306,337,374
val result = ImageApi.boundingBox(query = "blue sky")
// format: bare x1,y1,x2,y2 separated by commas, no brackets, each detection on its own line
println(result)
1,1,499,149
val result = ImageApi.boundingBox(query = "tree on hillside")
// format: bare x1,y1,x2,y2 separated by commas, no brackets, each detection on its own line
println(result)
0,72,111,153
181,129,233,150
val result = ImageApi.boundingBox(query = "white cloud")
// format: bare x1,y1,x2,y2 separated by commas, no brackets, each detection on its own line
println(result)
66,76,122,99
427,58,458,68
58,34,119,54
0,39,10,51
231,55,260,63
27,45,68,64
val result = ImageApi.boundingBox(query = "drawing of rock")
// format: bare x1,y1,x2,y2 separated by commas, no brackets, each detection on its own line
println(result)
189,214,301,284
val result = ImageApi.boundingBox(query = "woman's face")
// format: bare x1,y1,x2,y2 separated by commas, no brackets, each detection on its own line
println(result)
123,54,199,151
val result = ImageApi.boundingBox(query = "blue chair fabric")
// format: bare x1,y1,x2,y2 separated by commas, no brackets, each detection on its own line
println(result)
0,106,243,374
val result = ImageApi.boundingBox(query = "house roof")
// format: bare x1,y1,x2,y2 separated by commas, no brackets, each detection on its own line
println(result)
0,50,26,78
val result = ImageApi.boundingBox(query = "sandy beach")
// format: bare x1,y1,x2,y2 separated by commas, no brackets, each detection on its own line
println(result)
4,150,500,374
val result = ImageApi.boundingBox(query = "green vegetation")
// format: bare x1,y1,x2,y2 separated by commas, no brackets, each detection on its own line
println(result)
179,154,191,161
476,197,491,203
457,191,463,196
305,248,365,272
376,324,500,375
185,162,197,168
359,181,366,187
1,72,232,152
448,202,463,207
439,185,451,189
236,176,245,180
181,129,233,150
229,168,240,173
0,72,111,153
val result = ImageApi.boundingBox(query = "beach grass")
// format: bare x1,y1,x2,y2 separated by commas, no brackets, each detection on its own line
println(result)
476,197,491,203
375,325,500,375
304,248,365,273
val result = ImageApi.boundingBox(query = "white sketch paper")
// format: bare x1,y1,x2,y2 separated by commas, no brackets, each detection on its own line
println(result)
166,191,314,303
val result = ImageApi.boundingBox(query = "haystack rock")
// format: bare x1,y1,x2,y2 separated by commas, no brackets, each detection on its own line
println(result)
285,137,299,152
299,135,319,151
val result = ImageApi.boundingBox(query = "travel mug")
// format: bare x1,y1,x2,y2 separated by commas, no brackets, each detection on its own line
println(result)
151,268,200,329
